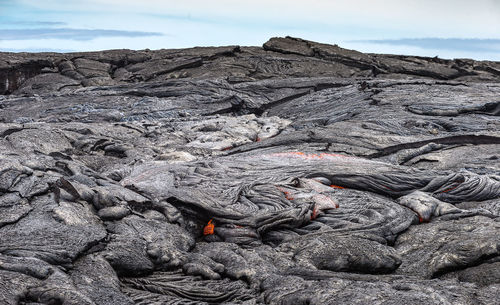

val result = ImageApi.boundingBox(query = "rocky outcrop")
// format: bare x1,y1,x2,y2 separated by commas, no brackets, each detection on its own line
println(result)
1,36,500,96
0,37,499,304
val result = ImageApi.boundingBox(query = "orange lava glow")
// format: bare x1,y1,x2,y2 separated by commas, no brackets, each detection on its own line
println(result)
276,186,295,200
203,219,215,235
330,185,345,189
271,152,350,160
311,208,317,220
283,191,294,200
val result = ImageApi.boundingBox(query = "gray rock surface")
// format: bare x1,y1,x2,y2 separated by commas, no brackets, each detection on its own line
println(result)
0,36,499,304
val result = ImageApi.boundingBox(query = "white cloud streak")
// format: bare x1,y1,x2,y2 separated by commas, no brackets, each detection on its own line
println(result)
14,0,500,38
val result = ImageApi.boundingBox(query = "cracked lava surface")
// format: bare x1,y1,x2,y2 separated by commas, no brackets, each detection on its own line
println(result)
0,37,499,304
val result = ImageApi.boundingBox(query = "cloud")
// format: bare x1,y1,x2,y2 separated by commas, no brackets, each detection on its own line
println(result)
0,28,164,41
0,21,66,26
353,38,500,53
3,0,499,60
0,47,76,53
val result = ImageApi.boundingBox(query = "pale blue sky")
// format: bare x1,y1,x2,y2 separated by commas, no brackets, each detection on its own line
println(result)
1,0,500,60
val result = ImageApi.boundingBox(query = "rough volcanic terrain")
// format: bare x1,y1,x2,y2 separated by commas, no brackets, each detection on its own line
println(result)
1,36,499,304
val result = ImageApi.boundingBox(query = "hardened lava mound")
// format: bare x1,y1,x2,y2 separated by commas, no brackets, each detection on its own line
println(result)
1,37,499,304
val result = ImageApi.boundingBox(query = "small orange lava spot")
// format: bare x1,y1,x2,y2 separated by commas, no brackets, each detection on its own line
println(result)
283,191,294,200
256,137,261,142
235,225,243,228
311,208,318,220
418,216,424,223
221,146,232,151
276,186,294,200
271,152,349,160
203,219,215,235
330,185,345,189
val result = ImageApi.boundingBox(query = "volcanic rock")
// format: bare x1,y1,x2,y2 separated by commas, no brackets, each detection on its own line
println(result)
0,36,499,304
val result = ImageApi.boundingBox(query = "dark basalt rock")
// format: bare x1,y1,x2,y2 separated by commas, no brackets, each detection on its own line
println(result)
0,37,499,304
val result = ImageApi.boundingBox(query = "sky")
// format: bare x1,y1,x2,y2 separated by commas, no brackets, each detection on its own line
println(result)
1,0,500,60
